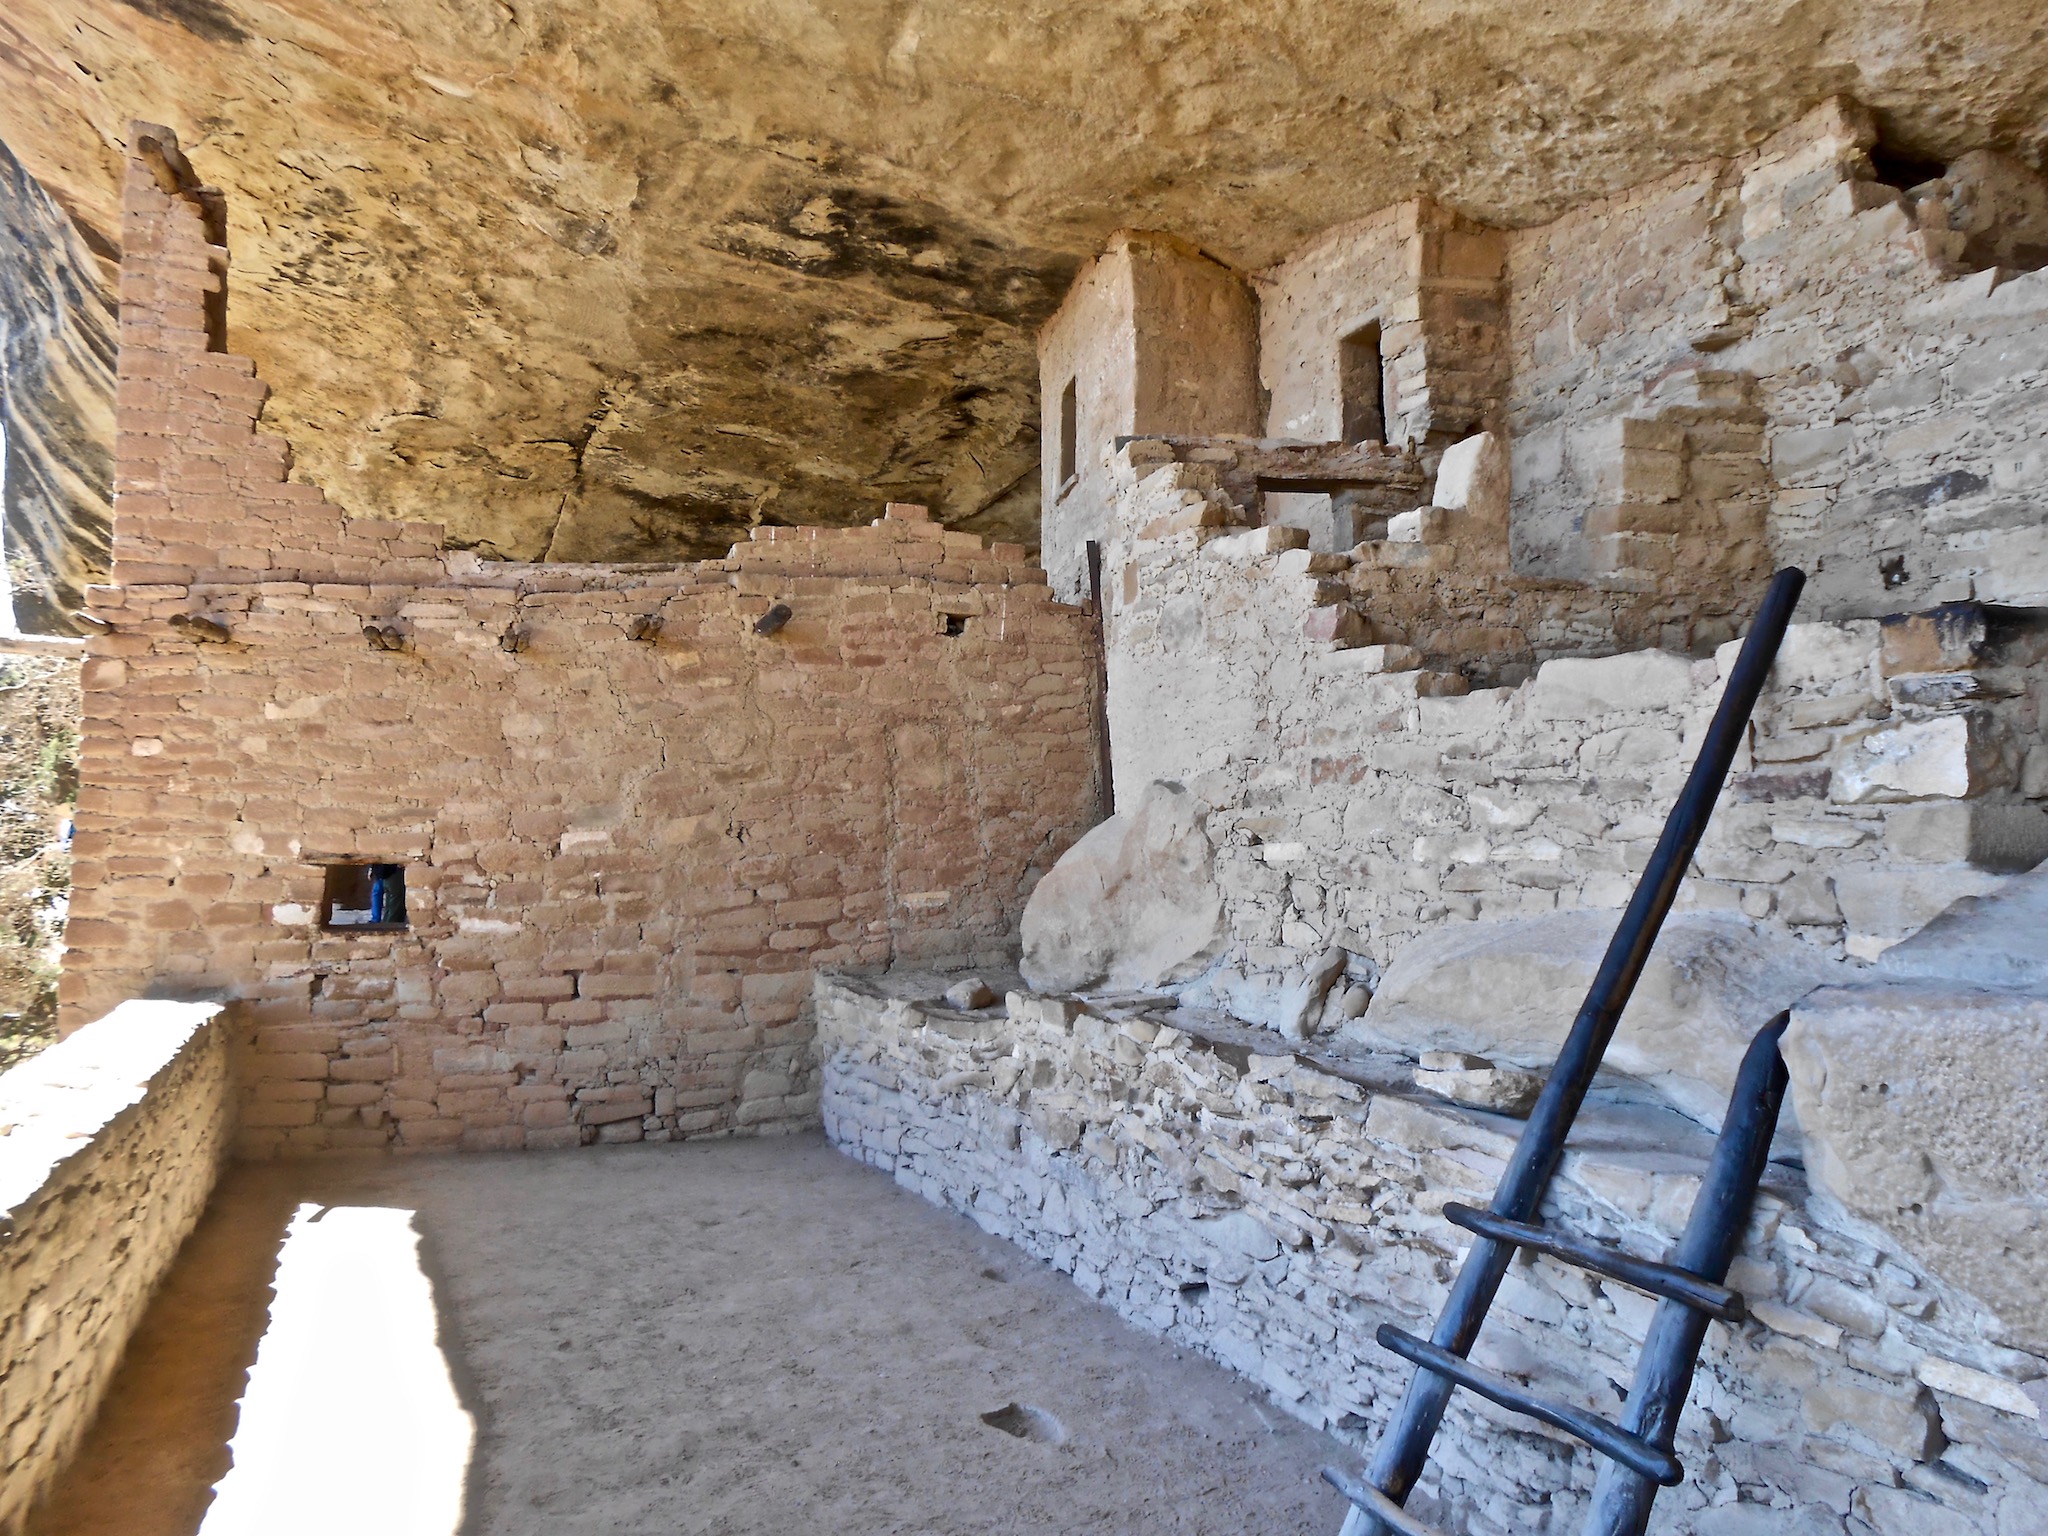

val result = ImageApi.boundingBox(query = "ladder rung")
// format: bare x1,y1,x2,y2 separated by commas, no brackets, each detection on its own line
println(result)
1320,1467,1450,1536
1442,1202,1746,1321
1375,1326,1683,1486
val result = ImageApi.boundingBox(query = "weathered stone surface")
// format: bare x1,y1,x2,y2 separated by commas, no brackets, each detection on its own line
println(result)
7,4,2048,574
1348,911,1844,1128
1833,715,1986,802
1876,861,2048,993
1019,780,1224,995
1884,801,2048,869
1934,149,2048,272
1526,650,1696,719
0,138,112,629
943,977,998,1011
1783,980,2048,1353
1832,863,2009,961
1413,1051,1545,1115
1430,431,1508,524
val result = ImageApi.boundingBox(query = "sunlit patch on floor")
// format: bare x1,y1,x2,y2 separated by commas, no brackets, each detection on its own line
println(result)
198,1204,473,1536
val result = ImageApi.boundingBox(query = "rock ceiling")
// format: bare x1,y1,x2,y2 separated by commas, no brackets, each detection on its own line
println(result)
3,0,2047,562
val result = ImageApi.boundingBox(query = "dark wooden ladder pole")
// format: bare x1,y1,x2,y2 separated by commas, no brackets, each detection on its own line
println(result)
1580,1010,1793,1535
1338,568,1806,1536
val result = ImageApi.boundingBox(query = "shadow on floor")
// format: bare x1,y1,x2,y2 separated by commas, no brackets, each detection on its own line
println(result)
30,1136,1352,1536
27,1159,484,1536
26,1165,300,1536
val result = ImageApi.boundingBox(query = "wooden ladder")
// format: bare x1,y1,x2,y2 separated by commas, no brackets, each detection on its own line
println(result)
1327,567,1806,1536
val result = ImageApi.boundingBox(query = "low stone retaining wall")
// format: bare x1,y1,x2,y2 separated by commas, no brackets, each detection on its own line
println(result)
0,1000,231,1534
820,972,2048,1535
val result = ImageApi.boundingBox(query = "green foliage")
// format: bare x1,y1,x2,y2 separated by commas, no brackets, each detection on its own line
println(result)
0,657,77,1072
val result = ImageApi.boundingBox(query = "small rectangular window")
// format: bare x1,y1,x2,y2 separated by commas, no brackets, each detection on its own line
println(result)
1057,377,1079,489
322,863,408,930
1340,323,1387,445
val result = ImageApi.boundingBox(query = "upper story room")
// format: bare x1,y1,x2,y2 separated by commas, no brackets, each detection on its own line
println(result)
1037,101,2048,624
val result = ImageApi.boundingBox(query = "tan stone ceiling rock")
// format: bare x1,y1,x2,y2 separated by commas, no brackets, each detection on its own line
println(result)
3,1,2046,560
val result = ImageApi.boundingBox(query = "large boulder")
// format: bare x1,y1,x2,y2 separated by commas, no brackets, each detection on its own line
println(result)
1344,910,1845,1129
1019,780,1224,994
1783,980,2048,1354
1875,859,2048,993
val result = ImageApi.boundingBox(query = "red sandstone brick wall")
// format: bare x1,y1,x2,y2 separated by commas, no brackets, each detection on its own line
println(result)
63,126,1101,1155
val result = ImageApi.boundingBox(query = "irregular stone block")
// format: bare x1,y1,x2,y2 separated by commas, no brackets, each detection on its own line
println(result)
1832,863,2008,960
1884,801,2048,869
1413,1052,1545,1116
1019,779,1225,994
1431,430,1508,524
1346,910,1844,1129
1876,861,2048,992
1526,649,1695,719
943,976,997,1010
1934,148,2048,272
1301,606,1367,645
1784,980,2048,1353
1203,524,1308,559
1832,714,1999,803
1880,603,1987,677
1753,618,1880,693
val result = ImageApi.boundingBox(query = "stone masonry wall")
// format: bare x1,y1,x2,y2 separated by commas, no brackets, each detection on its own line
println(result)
821,974,2048,1536
64,126,1103,1156
1037,232,1263,603
1098,421,2048,1027
0,1000,230,1535
1045,101,2048,627
1506,98,2048,616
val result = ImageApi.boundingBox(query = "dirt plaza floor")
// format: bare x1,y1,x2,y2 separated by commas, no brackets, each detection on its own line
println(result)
30,1133,1355,1535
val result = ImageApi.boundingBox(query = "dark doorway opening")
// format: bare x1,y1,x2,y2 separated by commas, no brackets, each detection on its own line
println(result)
1339,323,1387,445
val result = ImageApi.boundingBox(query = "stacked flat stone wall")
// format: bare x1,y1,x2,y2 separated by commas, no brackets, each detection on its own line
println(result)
1503,97,2048,615
1047,100,2048,623
0,1000,229,1534
821,974,2048,1536
64,126,1102,1155
1102,444,2047,999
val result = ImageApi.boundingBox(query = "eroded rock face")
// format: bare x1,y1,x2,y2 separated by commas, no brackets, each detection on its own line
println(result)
1783,980,2048,1354
0,138,112,628
1346,910,1845,1128
1019,780,1223,995
4,2,2048,572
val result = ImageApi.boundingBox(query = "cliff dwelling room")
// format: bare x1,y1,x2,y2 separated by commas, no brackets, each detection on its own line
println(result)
3,4,2048,1535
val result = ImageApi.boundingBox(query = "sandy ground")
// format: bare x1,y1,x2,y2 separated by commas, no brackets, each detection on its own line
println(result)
30,1134,1357,1535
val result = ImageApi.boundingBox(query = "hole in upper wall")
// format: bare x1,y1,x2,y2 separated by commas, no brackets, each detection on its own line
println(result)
942,612,968,637
321,863,409,931
1057,377,1078,492
1867,143,1947,194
